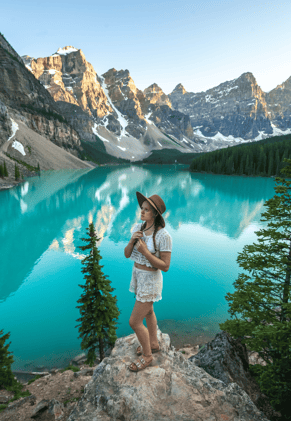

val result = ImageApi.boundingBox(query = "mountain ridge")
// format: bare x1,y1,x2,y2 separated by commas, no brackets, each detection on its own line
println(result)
2,34,291,176
23,46,199,161
23,45,291,157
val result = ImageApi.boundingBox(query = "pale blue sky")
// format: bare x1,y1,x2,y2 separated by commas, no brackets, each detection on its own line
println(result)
1,0,290,94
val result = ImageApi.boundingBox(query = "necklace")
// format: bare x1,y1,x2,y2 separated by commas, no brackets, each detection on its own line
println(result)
142,221,154,232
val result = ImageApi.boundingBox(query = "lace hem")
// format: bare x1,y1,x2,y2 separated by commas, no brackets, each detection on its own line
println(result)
129,267,163,302
132,293,162,303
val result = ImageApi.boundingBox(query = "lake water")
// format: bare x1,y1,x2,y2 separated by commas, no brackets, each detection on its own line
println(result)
0,165,276,372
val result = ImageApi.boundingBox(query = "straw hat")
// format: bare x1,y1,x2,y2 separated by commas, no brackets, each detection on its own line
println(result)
136,191,166,227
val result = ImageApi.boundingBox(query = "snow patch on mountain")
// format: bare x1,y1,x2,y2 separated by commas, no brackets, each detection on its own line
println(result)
12,140,26,156
98,75,128,141
213,132,241,142
216,85,238,96
92,123,109,142
7,118,19,141
57,47,78,55
254,131,267,141
271,122,291,136
145,111,154,125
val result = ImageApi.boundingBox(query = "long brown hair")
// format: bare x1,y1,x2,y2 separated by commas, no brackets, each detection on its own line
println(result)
141,204,164,253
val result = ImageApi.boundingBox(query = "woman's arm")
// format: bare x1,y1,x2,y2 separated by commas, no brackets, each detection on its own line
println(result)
144,250,171,272
124,238,135,258
124,230,143,258
136,239,171,272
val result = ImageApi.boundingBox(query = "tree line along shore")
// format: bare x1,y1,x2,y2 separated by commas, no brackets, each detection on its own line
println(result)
189,133,291,177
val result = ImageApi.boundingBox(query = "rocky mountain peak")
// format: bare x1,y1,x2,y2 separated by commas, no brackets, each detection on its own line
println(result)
144,83,162,93
101,67,145,124
22,48,111,118
265,75,291,127
239,71,256,82
102,68,131,87
172,83,187,95
55,46,79,55
143,83,172,108
273,75,291,91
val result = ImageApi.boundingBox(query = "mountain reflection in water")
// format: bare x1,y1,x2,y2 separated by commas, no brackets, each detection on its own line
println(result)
0,165,275,370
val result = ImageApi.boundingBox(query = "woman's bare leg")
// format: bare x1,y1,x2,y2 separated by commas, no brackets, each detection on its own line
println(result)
129,300,153,361
145,306,159,348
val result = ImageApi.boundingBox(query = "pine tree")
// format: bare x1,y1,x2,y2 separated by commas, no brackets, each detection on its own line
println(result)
220,158,291,418
275,149,280,176
3,160,8,177
238,156,244,175
267,153,274,177
37,162,40,173
0,329,30,402
76,222,120,365
14,164,20,180
245,154,250,175
0,164,3,177
0,330,15,388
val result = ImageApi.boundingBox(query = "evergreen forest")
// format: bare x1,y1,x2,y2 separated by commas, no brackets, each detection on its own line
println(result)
190,134,291,177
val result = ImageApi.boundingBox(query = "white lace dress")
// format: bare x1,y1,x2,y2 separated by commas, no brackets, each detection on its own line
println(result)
129,223,172,302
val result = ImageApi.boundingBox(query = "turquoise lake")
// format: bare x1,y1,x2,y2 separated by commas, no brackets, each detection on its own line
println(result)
0,164,276,372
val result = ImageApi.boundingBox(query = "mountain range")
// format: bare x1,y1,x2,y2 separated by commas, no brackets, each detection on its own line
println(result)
1,33,291,178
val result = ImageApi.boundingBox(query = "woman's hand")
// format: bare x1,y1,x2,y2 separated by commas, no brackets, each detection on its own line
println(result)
131,230,143,244
136,238,148,255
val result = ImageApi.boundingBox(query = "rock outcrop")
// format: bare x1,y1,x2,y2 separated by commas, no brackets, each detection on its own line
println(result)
22,47,111,119
189,332,280,421
68,329,269,421
0,38,82,153
0,34,95,187
169,72,273,141
143,83,172,108
266,76,291,132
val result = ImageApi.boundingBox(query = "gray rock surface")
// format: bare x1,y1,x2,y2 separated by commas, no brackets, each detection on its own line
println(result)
189,332,280,421
31,399,50,417
0,394,9,404
0,36,82,154
266,76,291,131
67,329,269,421
169,72,273,141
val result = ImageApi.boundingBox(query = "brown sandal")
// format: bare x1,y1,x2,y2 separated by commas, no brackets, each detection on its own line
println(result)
136,344,160,356
128,355,153,372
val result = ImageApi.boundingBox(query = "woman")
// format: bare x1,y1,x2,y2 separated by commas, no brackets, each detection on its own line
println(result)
124,191,172,372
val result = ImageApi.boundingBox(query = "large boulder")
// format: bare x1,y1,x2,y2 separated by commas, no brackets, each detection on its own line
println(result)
189,332,280,421
67,329,269,421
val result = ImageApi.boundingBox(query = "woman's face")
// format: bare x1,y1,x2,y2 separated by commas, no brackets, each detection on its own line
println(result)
140,201,156,222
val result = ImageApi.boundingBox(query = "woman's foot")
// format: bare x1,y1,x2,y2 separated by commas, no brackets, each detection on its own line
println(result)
128,354,153,372
136,342,160,356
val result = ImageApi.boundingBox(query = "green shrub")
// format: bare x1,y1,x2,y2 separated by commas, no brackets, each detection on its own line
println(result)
64,397,80,406
250,360,291,420
5,153,38,172
59,365,80,373
27,374,41,385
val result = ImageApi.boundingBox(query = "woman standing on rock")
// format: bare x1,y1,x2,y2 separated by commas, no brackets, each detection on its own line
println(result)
124,192,172,372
